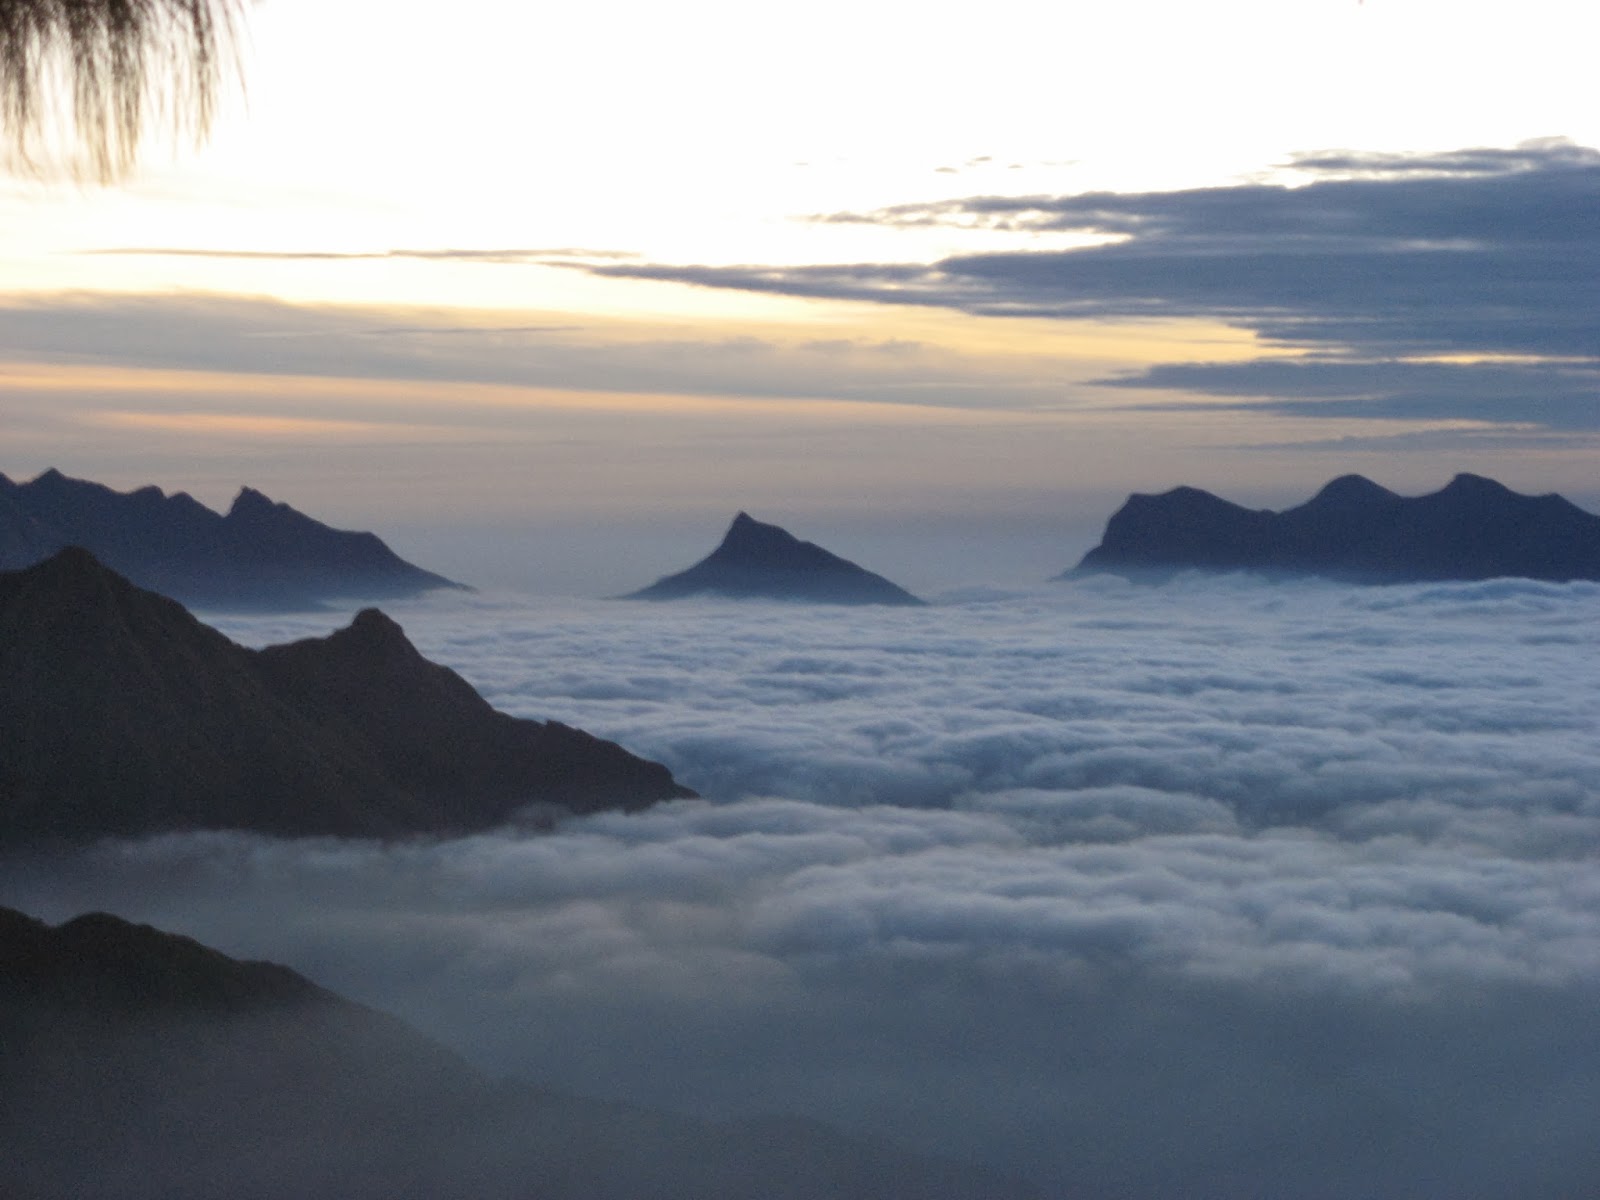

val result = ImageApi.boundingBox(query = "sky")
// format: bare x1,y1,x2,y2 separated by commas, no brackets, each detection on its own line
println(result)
1,0,1596,593
6,9,1600,1191
5,576,1599,1196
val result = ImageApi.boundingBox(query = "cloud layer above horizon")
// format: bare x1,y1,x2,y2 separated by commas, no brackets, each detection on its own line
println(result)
6,141,1598,552
586,141,1600,442
5,576,1599,1197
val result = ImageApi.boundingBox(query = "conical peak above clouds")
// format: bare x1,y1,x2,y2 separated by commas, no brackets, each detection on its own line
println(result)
0,549,690,845
0,467,463,610
624,513,925,606
225,485,281,518
716,511,852,569
321,606,418,660
1072,473,1600,584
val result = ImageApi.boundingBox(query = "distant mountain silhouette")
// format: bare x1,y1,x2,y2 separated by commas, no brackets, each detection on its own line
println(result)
0,906,1040,1200
0,549,690,844
0,467,462,609
1071,474,1600,583
626,513,925,605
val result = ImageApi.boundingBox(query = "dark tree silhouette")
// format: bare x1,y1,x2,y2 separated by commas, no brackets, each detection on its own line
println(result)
0,0,244,179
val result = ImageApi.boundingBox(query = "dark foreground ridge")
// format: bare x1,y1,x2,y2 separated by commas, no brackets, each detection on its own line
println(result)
625,512,925,605
0,906,1039,1200
1070,473,1600,583
0,467,463,609
0,549,691,844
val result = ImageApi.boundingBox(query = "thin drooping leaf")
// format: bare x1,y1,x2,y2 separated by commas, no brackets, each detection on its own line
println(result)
0,0,245,179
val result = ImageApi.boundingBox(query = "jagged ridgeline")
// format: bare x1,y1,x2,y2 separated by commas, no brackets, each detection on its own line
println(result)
626,512,925,605
1069,474,1600,583
0,549,691,844
0,468,463,609
0,906,1040,1200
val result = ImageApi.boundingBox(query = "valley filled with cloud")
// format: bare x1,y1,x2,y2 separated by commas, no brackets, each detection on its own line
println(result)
5,1,1598,1193
5,575,1598,1196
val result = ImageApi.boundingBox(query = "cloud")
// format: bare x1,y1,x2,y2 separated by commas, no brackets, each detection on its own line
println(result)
356,324,582,337
0,293,1068,412
5,577,1600,1196
578,141,1600,432
1097,358,1600,431
88,246,641,264
1244,427,1600,455
1286,139,1600,177
90,411,462,440
374,579,1600,842
23,141,1598,443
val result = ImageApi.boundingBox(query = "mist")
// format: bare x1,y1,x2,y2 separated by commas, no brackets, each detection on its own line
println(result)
5,575,1599,1196
385,508,1108,599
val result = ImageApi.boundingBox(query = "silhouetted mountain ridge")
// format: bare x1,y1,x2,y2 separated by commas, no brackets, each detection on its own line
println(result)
0,468,462,609
0,906,1039,1200
1072,473,1600,583
0,550,690,844
0,905,336,1016
627,513,925,605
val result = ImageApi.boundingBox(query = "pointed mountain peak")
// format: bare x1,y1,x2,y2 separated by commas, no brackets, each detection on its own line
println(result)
13,907,328,1013
8,546,143,602
1305,474,1400,508
625,513,925,605
227,486,281,517
317,606,424,665
1299,476,1401,515
33,544,105,575
347,606,407,642
716,511,804,557
24,467,78,495
1140,485,1260,515
3,546,208,627
19,469,124,504
1441,472,1513,497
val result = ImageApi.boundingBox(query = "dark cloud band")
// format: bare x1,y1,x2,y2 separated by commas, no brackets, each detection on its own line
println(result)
582,141,1600,434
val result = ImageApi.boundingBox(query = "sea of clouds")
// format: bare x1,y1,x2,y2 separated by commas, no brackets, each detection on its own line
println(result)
6,574,1599,1197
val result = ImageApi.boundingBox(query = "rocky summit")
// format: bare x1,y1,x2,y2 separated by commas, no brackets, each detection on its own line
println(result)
1070,473,1600,583
0,549,691,844
625,512,925,605
0,467,462,609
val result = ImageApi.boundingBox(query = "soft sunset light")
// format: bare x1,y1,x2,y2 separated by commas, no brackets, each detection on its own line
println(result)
0,0,1595,601
5,4,1600,1196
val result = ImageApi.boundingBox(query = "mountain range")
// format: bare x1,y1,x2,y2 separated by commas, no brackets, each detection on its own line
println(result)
1072,473,1600,583
626,512,925,605
0,549,690,844
0,905,1038,1200
0,468,460,609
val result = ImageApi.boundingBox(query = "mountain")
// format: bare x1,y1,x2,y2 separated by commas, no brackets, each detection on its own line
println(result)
0,906,1040,1200
0,549,690,844
625,513,925,605
1071,473,1600,583
0,468,462,608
